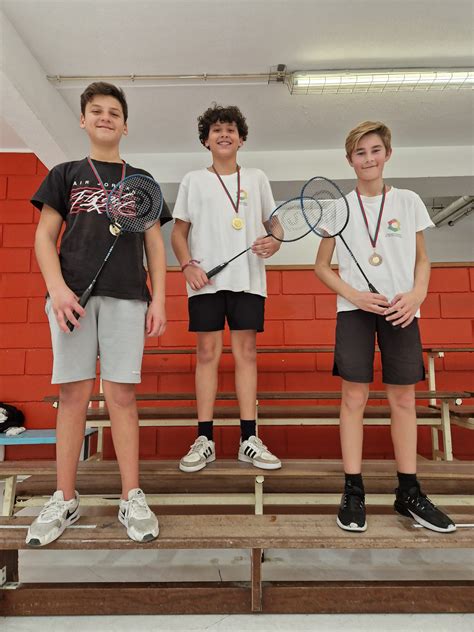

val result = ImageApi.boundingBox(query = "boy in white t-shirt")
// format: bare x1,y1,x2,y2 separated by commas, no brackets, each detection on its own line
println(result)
315,121,455,534
171,104,282,473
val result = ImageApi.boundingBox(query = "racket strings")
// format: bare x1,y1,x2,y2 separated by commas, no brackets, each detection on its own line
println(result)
107,175,163,233
268,197,322,243
301,178,349,238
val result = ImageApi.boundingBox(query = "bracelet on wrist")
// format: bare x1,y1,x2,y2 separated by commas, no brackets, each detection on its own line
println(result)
181,259,200,272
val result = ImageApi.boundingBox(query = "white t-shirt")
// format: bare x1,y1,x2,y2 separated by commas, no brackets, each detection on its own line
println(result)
173,168,275,298
336,187,434,314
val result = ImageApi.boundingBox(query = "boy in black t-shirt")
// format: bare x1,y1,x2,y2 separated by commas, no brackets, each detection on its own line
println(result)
27,82,171,546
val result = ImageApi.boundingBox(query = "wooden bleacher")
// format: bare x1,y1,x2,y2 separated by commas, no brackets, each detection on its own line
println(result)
1,347,471,615
69,389,471,462
1,510,473,615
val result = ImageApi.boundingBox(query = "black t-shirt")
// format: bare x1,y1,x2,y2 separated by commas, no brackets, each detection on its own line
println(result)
31,158,172,302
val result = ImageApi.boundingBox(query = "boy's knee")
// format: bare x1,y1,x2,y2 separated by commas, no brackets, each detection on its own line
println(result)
104,383,136,409
387,387,416,411
196,342,221,365
342,384,369,412
58,381,94,410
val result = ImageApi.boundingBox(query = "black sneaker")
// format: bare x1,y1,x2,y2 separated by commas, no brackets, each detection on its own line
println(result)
394,485,456,533
336,483,367,532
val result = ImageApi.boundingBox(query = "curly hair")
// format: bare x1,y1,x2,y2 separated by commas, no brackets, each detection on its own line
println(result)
80,82,128,122
198,104,248,147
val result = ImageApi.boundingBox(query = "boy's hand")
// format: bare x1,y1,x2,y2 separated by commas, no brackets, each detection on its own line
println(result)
349,290,390,314
146,300,167,337
384,291,423,328
49,285,85,333
251,235,280,259
183,264,211,291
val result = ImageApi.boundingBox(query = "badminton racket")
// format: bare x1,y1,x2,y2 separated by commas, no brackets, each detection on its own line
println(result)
205,196,322,279
301,176,380,294
66,174,163,331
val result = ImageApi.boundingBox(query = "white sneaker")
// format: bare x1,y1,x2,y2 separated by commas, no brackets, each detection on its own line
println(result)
238,435,282,470
179,435,216,473
118,488,159,542
26,490,80,547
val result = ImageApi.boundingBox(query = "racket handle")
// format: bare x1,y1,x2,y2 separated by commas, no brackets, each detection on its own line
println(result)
206,262,229,279
368,283,402,330
66,286,94,332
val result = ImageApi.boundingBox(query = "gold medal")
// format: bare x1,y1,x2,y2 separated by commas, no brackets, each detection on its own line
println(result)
369,252,383,266
232,216,244,230
109,223,122,236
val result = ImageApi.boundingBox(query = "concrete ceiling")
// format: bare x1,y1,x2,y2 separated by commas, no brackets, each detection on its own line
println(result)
1,0,473,207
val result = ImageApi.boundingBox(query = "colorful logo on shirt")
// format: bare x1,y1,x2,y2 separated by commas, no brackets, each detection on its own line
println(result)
239,188,248,206
387,218,401,232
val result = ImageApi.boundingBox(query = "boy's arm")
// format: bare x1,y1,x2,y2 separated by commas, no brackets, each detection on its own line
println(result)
35,205,85,332
314,237,389,314
384,231,430,328
171,219,210,291
144,223,167,337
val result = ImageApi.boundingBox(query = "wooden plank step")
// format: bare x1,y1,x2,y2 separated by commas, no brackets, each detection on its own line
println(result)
44,390,471,403
84,405,448,421
2,459,473,479
1,514,472,550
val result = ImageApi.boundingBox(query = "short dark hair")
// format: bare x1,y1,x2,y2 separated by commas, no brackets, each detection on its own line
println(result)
198,104,248,147
80,82,128,122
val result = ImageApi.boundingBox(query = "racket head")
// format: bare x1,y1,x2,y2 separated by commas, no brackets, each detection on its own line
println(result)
106,174,163,233
300,176,349,238
267,196,323,243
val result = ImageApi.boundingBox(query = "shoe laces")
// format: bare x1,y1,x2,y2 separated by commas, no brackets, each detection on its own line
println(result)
38,494,70,522
407,488,435,511
342,486,364,510
246,436,268,452
128,491,152,520
188,436,211,455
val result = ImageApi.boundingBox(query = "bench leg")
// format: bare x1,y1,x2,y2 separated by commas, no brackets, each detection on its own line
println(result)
255,475,264,515
97,427,104,460
2,475,17,517
440,401,454,461
0,549,19,584
431,427,441,460
251,548,262,612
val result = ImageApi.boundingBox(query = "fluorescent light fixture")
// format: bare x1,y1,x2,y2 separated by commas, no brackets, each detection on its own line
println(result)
289,69,474,94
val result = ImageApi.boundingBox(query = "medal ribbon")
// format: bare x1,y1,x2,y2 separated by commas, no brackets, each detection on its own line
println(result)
356,185,386,249
87,156,126,197
211,165,240,215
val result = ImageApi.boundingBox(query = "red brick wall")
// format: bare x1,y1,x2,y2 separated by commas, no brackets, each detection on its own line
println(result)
1,152,473,460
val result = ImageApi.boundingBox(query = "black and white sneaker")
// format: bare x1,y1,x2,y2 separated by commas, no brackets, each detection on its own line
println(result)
179,435,216,473
336,483,367,532
238,435,281,470
394,485,456,533
26,490,80,547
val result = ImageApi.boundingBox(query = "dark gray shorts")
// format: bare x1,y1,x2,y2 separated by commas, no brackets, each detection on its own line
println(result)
333,310,425,385
188,290,265,332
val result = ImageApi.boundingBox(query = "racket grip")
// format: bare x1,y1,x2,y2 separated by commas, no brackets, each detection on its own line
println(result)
369,283,402,330
65,287,93,332
206,263,228,279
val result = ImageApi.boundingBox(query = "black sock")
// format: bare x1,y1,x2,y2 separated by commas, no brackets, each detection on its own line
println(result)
198,421,213,441
240,420,256,441
345,473,364,492
397,472,418,492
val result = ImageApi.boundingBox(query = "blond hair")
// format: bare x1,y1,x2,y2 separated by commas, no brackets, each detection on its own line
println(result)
345,121,392,158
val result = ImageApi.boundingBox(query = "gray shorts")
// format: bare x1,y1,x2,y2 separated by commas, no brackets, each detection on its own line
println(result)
46,296,148,384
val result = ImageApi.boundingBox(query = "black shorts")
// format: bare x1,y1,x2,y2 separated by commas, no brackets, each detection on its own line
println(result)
333,310,425,385
188,290,265,332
